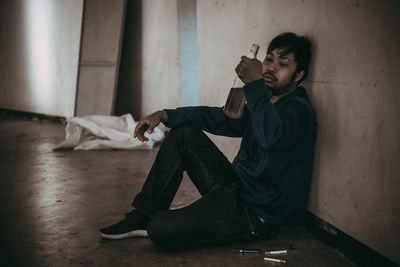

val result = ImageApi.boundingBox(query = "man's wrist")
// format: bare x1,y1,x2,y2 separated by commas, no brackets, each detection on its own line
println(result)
249,75,264,84
243,79,271,100
160,110,168,123
245,78,264,85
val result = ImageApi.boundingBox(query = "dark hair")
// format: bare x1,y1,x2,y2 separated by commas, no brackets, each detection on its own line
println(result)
267,32,312,84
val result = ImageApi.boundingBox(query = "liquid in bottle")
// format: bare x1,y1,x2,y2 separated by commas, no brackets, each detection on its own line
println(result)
223,43,260,118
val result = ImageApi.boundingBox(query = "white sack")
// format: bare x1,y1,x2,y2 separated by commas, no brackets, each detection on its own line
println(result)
54,114,164,150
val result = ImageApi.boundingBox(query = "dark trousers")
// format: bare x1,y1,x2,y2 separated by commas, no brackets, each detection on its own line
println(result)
132,125,278,250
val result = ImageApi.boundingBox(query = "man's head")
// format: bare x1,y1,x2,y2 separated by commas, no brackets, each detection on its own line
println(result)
262,32,312,96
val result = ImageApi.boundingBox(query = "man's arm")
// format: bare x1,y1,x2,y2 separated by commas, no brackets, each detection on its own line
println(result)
134,106,245,142
164,106,245,137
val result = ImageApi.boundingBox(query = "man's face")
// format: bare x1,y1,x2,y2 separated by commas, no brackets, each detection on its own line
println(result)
262,48,302,96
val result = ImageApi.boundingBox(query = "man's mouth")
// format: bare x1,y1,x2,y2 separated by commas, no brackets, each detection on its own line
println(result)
263,73,276,82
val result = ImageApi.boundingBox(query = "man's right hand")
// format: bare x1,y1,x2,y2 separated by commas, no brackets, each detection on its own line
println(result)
134,110,168,142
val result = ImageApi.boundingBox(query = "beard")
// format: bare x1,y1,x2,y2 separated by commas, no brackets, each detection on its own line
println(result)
265,72,298,96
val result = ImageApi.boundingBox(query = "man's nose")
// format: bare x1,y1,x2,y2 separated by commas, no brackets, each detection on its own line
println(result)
266,62,276,73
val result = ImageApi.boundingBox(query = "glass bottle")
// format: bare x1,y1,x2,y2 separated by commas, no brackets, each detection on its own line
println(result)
223,43,260,118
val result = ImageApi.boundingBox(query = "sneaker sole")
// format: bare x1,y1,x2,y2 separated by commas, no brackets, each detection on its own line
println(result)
99,229,148,240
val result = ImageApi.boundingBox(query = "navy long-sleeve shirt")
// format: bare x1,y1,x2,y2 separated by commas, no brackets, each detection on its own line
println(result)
164,79,317,225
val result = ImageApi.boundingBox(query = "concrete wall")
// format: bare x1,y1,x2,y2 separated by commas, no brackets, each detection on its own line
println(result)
116,0,180,120
197,0,400,264
0,0,83,117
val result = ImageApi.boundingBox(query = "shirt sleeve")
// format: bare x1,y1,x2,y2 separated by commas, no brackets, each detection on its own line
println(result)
243,79,312,150
164,106,245,137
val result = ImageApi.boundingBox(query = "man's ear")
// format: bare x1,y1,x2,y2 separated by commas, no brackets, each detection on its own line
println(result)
294,70,305,83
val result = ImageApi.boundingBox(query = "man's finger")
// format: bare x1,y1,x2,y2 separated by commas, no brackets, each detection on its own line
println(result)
146,123,155,134
134,121,143,136
139,132,149,142
134,125,142,138
235,66,241,75
138,132,146,142
134,121,147,138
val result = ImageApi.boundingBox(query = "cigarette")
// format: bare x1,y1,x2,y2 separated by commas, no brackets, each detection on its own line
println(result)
265,249,287,255
239,249,261,253
264,257,286,263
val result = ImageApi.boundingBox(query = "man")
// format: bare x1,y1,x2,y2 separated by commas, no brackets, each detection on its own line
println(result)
99,32,317,250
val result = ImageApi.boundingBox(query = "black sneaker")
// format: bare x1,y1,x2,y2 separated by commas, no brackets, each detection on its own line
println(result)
99,210,149,239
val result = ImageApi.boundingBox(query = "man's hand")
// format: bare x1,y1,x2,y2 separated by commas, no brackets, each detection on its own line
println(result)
235,56,263,84
134,110,168,142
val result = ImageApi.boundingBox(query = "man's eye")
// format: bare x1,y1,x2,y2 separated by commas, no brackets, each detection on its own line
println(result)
279,61,289,66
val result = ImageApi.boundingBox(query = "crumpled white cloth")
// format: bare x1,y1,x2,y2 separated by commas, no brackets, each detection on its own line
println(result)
53,114,165,150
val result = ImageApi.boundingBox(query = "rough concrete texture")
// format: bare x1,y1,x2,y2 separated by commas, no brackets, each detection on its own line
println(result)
0,119,357,266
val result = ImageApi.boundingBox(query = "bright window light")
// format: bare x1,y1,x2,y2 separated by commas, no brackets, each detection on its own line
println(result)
26,0,54,111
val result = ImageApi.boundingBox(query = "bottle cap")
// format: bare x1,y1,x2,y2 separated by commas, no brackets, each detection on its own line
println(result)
249,43,260,57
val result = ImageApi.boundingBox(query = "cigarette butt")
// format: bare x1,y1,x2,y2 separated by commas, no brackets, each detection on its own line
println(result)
265,249,287,255
264,257,286,263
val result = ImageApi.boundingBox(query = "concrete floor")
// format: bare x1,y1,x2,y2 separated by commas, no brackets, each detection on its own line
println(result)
0,118,358,267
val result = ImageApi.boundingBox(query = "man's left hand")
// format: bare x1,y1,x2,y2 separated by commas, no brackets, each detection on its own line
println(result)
235,56,263,84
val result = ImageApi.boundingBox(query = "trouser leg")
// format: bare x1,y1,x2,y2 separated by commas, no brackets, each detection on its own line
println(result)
132,124,238,218
147,184,279,250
